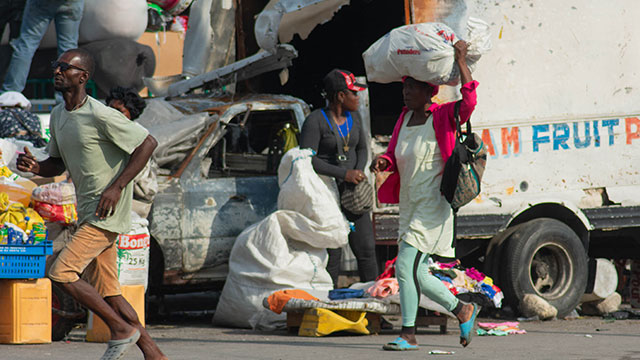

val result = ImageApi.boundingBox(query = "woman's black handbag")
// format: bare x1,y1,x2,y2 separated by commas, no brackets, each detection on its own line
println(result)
440,101,487,212
340,178,374,215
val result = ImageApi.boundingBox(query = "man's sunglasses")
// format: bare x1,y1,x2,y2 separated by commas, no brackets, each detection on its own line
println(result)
51,61,88,73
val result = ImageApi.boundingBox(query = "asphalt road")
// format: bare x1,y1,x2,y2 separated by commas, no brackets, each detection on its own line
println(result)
4,314,640,360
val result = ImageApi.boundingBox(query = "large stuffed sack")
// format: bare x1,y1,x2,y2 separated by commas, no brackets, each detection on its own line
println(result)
1,0,148,48
363,17,491,85
277,148,347,233
213,148,349,330
81,39,156,94
78,0,148,43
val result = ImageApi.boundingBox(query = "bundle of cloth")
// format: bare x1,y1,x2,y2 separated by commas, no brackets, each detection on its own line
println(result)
362,257,503,313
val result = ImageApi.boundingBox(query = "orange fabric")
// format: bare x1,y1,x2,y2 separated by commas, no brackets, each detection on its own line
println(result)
267,289,319,314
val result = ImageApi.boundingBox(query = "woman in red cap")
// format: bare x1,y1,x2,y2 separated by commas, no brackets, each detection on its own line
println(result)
299,69,378,288
371,40,480,350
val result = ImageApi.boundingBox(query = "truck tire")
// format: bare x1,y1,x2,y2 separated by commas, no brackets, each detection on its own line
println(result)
484,224,524,287
51,284,77,341
502,218,587,317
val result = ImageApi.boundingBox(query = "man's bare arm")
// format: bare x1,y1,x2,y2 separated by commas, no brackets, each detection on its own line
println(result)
96,135,158,218
16,147,66,177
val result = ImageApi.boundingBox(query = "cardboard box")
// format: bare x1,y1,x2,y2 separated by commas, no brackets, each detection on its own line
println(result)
0,278,52,344
136,31,185,97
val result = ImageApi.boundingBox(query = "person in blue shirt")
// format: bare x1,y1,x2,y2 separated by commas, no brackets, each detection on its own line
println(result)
299,69,378,288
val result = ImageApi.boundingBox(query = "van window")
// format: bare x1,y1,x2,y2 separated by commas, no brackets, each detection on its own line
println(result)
206,109,298,178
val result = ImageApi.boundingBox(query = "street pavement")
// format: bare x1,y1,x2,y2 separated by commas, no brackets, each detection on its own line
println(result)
4,314,640,360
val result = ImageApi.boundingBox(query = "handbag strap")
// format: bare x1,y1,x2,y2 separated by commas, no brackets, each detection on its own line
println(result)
453,101,472,141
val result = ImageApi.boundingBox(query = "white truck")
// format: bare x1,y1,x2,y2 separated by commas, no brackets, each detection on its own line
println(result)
377,0,640,316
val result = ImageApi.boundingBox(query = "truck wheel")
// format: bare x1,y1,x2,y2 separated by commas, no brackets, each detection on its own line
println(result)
484,224,524,287
51,284,77,341
502,218,587,317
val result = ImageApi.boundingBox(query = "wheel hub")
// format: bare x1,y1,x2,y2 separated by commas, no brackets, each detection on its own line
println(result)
529,243,573,299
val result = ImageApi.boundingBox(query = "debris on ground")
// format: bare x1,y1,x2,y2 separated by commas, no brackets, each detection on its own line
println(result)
581,292,621,316
520,294,557,320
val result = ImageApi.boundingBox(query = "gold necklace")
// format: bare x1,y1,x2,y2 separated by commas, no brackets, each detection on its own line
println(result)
71,96,88,111
332,114,350,153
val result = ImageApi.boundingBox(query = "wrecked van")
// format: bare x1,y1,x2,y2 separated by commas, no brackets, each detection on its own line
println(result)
143,93,310,294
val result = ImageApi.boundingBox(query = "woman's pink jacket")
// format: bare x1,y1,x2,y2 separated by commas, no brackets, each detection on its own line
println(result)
377,80,479,204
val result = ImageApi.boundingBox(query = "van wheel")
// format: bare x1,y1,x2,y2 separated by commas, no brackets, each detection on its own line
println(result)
502,218,587,317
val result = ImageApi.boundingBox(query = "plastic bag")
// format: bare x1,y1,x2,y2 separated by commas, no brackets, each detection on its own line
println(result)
32,200,77,225
31,182,76,205
362,17,491,85
0,177,36,208
0,192,45,232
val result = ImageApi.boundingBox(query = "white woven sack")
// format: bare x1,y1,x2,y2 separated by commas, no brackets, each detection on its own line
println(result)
277,147,349,242
363,17,491,85
2,0,149,48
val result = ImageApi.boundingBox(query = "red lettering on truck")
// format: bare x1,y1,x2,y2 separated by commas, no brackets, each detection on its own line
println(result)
626,117,640,144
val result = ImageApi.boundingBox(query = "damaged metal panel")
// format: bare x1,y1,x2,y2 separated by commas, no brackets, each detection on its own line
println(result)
183,0,236,77
583,207,640,230
255,0,349,53
148,94,310,284
167,44,298,97
180,176,279,272
148,179,184,272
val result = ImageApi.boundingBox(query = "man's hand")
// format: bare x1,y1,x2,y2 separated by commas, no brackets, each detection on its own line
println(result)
16,146,40,174
369,157,390,174
345,169,366,184
96,184,122,219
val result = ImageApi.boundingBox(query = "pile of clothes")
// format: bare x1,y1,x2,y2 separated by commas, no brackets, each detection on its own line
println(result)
0,92,47,148
369,256,503,309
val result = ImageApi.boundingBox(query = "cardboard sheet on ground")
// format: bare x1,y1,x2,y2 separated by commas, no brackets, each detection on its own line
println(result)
213,148,350,330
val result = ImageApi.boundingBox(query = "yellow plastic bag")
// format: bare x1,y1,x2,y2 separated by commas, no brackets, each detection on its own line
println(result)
0,192,45,231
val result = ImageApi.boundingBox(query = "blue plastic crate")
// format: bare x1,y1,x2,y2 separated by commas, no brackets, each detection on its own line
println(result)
0,241,53,279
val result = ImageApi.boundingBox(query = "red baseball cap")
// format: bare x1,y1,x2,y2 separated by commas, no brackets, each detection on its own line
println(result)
323,69,367,93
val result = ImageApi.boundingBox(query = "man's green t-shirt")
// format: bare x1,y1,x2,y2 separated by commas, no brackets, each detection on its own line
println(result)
47,96,149,234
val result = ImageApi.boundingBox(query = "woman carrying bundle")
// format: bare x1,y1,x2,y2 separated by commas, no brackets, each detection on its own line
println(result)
370,40,480,350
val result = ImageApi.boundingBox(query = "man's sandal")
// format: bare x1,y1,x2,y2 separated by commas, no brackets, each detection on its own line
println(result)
100,329,140,360
459,303,480,347
382,337,419,351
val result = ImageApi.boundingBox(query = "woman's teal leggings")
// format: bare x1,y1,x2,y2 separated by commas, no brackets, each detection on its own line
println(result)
396,241,459,327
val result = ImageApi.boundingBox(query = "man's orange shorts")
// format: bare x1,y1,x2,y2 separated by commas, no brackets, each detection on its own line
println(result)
48,223,121,297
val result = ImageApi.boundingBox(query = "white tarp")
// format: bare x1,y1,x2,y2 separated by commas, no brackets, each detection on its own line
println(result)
213,148,349,329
